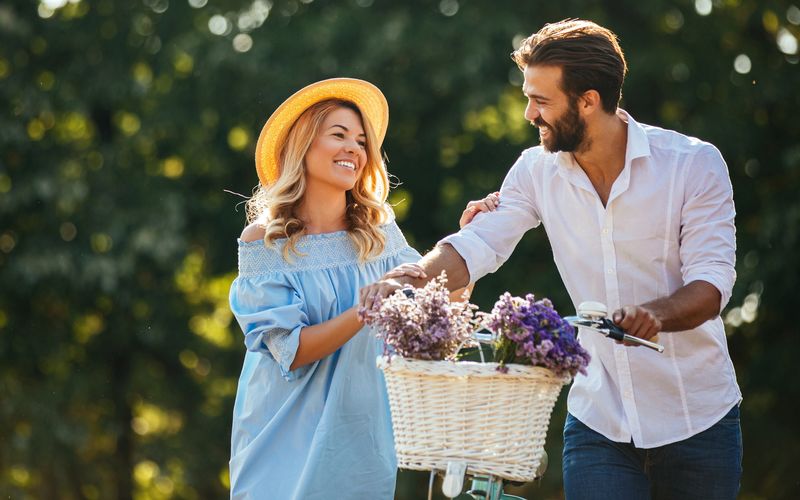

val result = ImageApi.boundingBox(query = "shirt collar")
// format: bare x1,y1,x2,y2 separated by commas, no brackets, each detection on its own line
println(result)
618,109,651,165
554,109,651,170
555,108,650,169
553,109,652,198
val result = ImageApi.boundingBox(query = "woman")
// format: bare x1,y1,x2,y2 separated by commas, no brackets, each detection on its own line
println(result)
228,78,498,499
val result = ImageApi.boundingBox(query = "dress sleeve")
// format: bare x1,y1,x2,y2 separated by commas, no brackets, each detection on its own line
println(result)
397,244,423,263
229,272,310,381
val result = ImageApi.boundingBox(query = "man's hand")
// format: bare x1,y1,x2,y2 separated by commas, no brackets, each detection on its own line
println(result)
610,281,722,345
358,263,428,312
612,305,662,343
359,277,410,313
359,243,471,313
382,263,427,280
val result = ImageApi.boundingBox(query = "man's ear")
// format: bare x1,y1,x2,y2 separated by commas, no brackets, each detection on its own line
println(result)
579,90,602,116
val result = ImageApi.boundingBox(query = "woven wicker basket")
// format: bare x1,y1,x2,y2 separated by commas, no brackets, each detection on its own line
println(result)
377,356,570,482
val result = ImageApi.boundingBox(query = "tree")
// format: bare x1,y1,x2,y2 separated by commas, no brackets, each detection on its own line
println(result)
1,0,798,498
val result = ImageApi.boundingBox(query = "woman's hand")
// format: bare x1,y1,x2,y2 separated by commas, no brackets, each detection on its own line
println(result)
459,191,500,228
382,263,427,280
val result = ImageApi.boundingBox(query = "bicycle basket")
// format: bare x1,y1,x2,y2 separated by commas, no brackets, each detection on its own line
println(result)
377,356,570,482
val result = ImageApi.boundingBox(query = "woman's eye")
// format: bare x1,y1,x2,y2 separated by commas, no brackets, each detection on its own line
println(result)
333,132,345,138
358,141,366,148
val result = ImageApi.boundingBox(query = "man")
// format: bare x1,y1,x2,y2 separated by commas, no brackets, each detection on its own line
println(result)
360,19,742,500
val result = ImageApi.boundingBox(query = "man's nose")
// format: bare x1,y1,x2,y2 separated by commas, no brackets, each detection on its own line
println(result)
524,102,539,122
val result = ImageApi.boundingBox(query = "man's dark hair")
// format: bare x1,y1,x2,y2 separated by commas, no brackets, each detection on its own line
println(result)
512,19,628,113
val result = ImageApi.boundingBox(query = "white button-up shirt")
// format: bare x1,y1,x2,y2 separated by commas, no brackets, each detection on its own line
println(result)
440,110,741,448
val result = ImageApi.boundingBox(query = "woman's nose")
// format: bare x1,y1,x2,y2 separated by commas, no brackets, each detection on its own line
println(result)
343,137,358,152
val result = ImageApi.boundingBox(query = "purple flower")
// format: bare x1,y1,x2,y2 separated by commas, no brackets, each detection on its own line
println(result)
360,272,479,361
480,293,591,378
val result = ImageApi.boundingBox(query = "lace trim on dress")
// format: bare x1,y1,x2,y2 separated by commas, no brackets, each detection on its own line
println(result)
262,327,294,367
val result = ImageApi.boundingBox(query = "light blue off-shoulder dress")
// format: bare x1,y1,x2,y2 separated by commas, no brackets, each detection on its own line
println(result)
228,220,421,500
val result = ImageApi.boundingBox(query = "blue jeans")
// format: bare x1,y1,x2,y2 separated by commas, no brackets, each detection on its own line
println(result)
562,405,742,500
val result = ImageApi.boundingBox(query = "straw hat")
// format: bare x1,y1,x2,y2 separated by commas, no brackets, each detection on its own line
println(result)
254,78,389,186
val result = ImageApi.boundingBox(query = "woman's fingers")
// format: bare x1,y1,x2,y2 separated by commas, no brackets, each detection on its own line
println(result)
459,206,478,228
459,191,501,228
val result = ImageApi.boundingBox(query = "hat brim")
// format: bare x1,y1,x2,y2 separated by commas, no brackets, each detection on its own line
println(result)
254,78,389,187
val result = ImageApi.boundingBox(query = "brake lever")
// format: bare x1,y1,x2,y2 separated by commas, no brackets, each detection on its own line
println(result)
566,316,665,353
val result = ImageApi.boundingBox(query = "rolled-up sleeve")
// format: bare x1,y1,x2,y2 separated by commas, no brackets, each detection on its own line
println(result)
679,145,737,312
229,273,310,381
438,151,541,283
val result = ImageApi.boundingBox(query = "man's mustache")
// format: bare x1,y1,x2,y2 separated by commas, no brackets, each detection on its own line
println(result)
534,118,550,128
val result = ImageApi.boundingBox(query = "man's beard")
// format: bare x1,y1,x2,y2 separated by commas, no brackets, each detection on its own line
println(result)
535,97,587,153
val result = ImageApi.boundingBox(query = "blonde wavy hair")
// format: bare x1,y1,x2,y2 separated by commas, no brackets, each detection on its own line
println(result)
245,99,391,262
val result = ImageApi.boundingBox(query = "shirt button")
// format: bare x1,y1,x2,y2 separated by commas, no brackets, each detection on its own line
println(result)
602,228,608,234
607,268,614,274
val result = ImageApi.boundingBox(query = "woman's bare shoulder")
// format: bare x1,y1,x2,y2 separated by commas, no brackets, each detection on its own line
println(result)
240,222,266,242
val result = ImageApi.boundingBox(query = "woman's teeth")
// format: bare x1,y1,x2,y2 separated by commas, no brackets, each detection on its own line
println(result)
335,160,355,170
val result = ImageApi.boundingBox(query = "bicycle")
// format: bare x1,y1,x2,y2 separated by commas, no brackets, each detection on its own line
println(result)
424,301,663,500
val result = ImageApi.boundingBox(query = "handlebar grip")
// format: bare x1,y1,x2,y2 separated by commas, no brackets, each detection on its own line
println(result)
621,334,665,353
600,319,625,341
602,319,665,353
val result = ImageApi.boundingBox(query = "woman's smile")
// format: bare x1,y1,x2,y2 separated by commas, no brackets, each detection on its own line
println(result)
334,159,357,171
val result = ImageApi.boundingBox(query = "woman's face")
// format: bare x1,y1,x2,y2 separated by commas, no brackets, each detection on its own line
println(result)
304,106,368,193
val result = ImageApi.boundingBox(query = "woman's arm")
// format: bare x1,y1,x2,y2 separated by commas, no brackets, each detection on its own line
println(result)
290,308,363,370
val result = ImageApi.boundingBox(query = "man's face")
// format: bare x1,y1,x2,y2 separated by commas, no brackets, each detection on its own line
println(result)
522,64,587,153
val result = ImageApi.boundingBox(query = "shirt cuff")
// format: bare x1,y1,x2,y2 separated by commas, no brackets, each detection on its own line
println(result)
684,273,734,313
438,231,497,284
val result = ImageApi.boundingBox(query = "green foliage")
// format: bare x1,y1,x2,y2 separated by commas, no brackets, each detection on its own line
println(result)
1,0,798,498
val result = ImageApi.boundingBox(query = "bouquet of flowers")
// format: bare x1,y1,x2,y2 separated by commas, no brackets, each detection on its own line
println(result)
480,292,590,378
360,273,478,361
362,273,590,377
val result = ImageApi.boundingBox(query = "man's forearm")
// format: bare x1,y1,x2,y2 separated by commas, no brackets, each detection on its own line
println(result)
395,244,471,291
643,280,722,332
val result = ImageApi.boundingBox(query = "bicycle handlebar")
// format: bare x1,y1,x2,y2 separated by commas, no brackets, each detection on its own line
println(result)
401,289,663,353
564,315,665,353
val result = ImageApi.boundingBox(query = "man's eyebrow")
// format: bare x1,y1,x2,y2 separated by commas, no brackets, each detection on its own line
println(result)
329,124,365,136
523,89,550,102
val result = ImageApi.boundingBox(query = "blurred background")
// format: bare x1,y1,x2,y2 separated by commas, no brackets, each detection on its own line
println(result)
1,0,799,498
